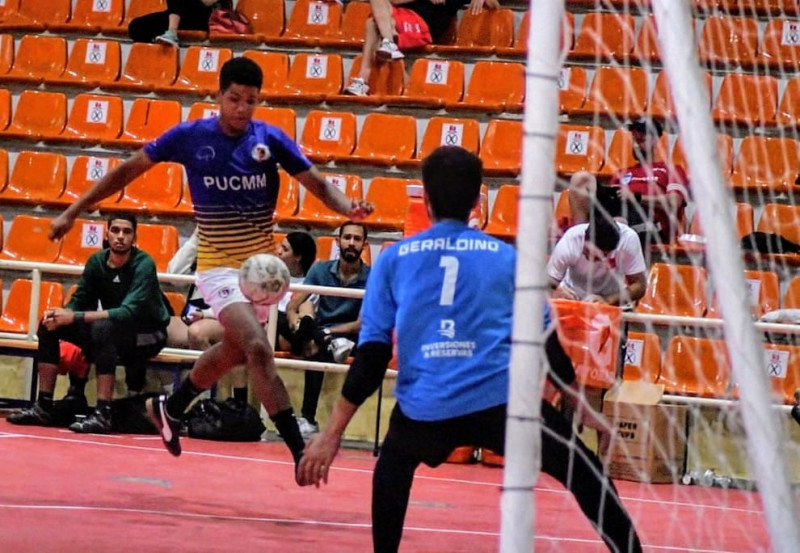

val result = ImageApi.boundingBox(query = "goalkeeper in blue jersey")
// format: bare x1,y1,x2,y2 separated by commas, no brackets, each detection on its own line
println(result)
299,146,642,553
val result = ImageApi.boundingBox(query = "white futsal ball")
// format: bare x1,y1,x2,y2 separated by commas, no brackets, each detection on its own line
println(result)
239,253,291,306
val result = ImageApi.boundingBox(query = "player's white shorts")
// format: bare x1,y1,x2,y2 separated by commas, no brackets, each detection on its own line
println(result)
195,267,269,323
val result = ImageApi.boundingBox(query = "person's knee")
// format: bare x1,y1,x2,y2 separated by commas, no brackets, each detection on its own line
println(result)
187,324,212,350
242,338,273,371
90,319,115,343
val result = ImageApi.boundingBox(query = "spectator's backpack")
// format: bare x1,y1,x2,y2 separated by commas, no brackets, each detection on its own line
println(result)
185,398,266,442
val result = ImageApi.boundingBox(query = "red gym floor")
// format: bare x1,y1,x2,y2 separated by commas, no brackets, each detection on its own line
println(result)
0,419,775,552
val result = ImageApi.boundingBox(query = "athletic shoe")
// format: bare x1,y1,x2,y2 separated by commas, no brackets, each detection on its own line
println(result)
69,411,112,434
297,416,319,439
7,403,53,426
376,38,404,61
146,394,182,457
344,78,369,97
329,337,355,363
154,30,179,47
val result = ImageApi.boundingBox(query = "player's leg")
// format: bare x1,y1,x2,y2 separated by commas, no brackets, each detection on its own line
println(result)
540,401,642,553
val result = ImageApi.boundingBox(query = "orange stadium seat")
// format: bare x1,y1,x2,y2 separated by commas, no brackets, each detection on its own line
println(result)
775,76,800,128
558,66,587,114
707,269,780,319
0,149,9,191
335,55,405,106
163,292,186,317
598,129,668,178
1,151,67,206
470,184,489,230
636,263,709,319
173,182,194,218
155,46,232,97
44,93,123,146
243,50,289,98
433,8,515,55
484,184,518,242
0,90,67,142
49,0,124,34
267,53,343,103
497,11,574,58
757,344,800,405
272,0,342,47
275,171,300,223
480,119,521,177
698,15,759,68
756,203,800,246
711,74,778,128
0,215,61,263
388,58,464,109
0,88,10,131
283,173,363,229
572,66,648,120
659,336,731,397
0,35,67,85
362,177,414,232
56,218,106,266
345,113,416,166
319,0,370,47
554,124,605,175
0,34,12,75
400,116,480,169
210,0,284,42
103,42,178,93
631,14,661,64
622,331,661,383
47,39,121,89
254,106,296,140
186,101,219,121
0,279,64,335
298,110,357,163
458,61,523,113
56,156,123,209
105,162,184,216
104,98,181,149
672,132,734,180
648,70,713,123
759,19,800,70
783,275,800,308
0,0,69,32
571,12,635,61
135,223,180,273
688,202,754,240
729,136,799,192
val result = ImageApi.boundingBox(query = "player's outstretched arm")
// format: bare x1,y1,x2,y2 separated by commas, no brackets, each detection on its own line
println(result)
294,167,374,222
298,396,358,487
50,150,156,241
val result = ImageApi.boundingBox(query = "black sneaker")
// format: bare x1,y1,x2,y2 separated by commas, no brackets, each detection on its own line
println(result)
7,404,53,426
146,394,182,457
69,411,112,434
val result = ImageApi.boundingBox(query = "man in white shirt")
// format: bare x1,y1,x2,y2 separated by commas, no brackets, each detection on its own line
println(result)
548,213,647,306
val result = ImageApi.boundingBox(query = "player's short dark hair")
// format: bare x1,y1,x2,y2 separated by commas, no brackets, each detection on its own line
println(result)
286,231,317,275
107,212,137,233
421,146,482,222
585,210,620,253
339,221,368,241
220,57,263,91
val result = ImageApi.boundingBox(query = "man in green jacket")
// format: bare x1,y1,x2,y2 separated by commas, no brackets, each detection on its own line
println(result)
7,213,171,434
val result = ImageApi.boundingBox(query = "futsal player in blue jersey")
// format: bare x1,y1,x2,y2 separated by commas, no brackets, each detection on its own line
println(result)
299,147,642,552
49,57,372,478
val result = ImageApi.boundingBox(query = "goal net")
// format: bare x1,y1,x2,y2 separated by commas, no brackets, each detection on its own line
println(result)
503,0,800,550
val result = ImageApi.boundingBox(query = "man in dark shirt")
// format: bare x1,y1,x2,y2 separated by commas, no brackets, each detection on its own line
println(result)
7,213,171,434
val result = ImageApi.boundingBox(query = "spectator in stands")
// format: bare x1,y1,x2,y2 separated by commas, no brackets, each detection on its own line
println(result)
345,0,500,96
599,118,690,250
7,214,171,434
286,222,370,437
128,0,219,47
274,232,319,354
548,211,647,307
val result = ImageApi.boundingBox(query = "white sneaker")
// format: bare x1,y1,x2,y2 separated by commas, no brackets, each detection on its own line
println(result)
344,77,369,97
377,38,404,60
329,337,355,363
297,416,319,439
154,30,179,47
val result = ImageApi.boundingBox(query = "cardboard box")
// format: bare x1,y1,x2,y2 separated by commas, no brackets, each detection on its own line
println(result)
601,380,688,483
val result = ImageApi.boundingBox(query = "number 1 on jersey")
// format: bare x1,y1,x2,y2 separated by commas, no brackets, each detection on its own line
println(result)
439,256,459,306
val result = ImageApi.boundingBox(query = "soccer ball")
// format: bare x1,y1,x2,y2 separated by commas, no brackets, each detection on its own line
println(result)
239,253,291,305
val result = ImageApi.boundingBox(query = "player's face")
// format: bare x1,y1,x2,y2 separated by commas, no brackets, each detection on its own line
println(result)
217,83,259,136
106,219,135,255
278,238,302,276
338,225,365,263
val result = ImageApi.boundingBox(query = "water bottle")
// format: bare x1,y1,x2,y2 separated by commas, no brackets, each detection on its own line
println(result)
404,184,430,238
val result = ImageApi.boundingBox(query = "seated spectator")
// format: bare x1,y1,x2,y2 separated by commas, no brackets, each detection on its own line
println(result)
548,212,647,307
286,222,370,437
7,214,171,433
128,0,219,47
273,232,318,354
345,0,499,96
598,117,690,250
